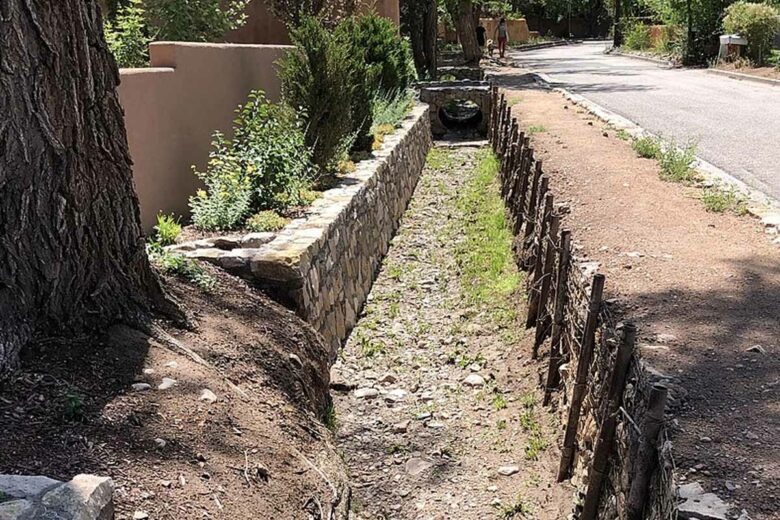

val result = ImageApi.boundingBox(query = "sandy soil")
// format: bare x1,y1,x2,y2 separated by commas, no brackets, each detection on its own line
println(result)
0,268,349,519
714,62,780,81
492,71,779,519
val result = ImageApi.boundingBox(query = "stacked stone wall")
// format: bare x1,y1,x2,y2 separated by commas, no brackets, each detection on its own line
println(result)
181,105,433,356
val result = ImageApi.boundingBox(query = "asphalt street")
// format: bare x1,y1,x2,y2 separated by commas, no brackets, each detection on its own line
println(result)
510,41,780,201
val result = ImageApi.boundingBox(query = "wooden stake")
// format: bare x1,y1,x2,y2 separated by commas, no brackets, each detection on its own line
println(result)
627,384,669,520
580,323,637,520
557,273,605,482
512,146,534,234
527,192,554,331
543,229,572,406
523,172,547,264
533,214,561,355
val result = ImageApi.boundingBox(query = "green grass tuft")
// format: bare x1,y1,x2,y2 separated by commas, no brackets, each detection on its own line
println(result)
527,125,546,134
701,187,748,215
632,135,662,159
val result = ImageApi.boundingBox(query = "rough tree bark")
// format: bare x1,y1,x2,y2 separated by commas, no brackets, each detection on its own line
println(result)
401,0,437,79
0,0,176,376
446,0,481,64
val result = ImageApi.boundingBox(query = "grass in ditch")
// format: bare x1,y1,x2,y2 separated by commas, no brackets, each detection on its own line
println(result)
454,149,521,327
426,147,457,171
631,135,699,184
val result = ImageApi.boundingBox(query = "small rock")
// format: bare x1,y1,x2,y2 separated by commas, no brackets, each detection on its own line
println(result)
158,378,177,390
164,361,178,369
746,345,766,354
354,387,379,399
133,512,150,520
405,458,433,476
154,438,167,449
393,420,410,433
724,481,736,492
159,480,172,488
699,436,712,443
142,368,155,375
131,383,151,392
385,388,409,402
463,374,485,388
497,465,520,476
416,412,432,421
199,389,217,404
378,373,397,385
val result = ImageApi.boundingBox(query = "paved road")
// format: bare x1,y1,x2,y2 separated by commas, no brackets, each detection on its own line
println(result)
509,41,780,201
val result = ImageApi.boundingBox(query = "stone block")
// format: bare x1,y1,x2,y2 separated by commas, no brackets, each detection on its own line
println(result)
0,475,61,499
41,474,114,520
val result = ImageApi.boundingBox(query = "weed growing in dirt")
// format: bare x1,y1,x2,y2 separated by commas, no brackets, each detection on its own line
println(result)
616,129,630,141
528,125,546,134
356,332,386,357
492,392,508,410
149,247,216,292
658,141,698,184
447,348,486,369
426,147,456,170
63,391,86,422
496,419,508,430
525,434,549,460
495,495,533,519
701,187,749,215
154,213,182,246
632,136,662,159
324,404,338,432
454,149,520,328
507,96,522,107
388,301,400,319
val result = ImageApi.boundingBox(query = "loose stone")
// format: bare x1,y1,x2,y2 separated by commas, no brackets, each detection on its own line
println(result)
354,388,379,399
463,374,485,388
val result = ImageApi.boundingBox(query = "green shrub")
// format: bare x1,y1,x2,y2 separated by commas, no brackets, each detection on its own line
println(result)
658,141,698,183
624,22,652,50
190,91,313,231
372,90,414,130
632,136,662,159
104,0,249,67
246,210,291,232
104,0,150,67
151,249,216,291
701,187,748,214
144,0,249,42
154,213,182,246
190,134,253,231
723,1,780,65
280,16,357,171
347,14,416,95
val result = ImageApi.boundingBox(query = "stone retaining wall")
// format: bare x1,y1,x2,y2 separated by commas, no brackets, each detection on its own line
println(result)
182,105,432,356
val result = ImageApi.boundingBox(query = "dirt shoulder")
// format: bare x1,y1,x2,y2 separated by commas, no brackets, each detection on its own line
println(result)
0,268,348,519
713,62,780,82
492,76,779,519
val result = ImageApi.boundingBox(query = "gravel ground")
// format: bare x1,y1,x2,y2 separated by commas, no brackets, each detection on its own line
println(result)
331,145,572,520
508,41,780,202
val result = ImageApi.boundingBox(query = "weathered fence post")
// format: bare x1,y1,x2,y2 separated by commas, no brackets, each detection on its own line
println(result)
580,323,637,520
558,273,606,482
533,214,561,355
511,140,532,234
627,384,669,520
489,86,499,146
523,173,548,266
527,192,554,331
543,229,572,406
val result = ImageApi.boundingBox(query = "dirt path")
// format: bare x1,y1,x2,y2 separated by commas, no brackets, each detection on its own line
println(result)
492,68,779,519
331,145,571,519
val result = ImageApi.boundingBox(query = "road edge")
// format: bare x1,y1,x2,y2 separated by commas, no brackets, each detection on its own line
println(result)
604,48,680,68
705,67,780,87
529,71,780,236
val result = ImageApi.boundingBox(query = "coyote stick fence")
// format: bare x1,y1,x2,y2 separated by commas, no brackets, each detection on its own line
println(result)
627,384,669,520
533,214,561,355
543,229,572,406
527,192,554,331
558,273,606,482
580,323,637,520
523,174,548,269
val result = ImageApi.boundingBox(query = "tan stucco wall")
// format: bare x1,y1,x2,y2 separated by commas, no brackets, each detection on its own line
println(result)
481,18,530,43
227,0,400,45
118,42,292,230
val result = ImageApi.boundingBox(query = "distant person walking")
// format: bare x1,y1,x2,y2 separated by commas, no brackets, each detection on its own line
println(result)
495,18,508,58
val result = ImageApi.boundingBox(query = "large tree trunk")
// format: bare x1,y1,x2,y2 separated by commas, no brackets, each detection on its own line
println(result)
401,0,437,79
0,0,174,376
422,0,437,79
447,0,481,64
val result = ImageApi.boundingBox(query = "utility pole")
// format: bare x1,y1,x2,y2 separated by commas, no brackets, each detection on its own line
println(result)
613,0,623,47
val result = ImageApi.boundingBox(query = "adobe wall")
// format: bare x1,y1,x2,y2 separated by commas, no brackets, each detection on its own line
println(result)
118,42,292,230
